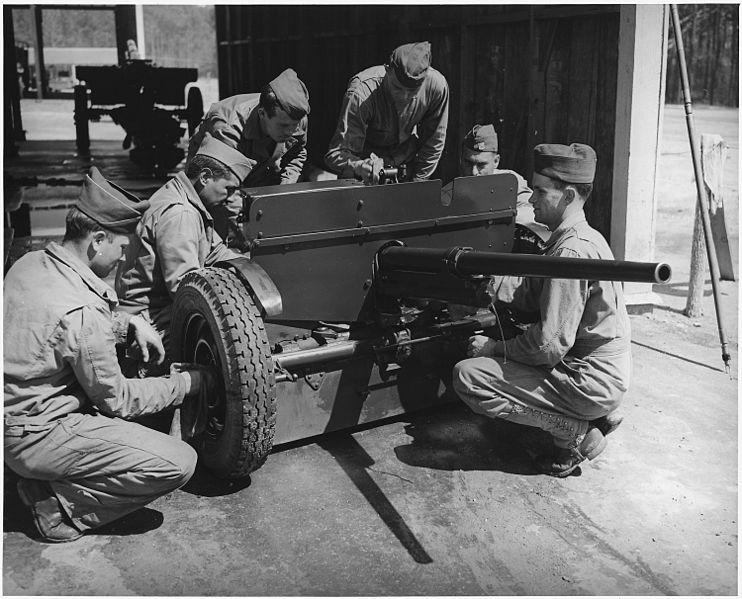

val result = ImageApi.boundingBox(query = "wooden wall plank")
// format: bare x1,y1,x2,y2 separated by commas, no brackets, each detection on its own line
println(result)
216,5,621,232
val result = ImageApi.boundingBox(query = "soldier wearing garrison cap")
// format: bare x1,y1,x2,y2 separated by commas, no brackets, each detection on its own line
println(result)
5,167,210,542
443,123,550,253
453,143,631,479
325,41,449,184
186,68,310,188
118,133,254,370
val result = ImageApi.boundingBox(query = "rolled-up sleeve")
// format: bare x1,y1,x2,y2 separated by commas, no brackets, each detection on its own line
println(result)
110,310,132,344
204,113,242,149
325,91,368,178
409,78,449,181
492,249,589,367
68,305,187,419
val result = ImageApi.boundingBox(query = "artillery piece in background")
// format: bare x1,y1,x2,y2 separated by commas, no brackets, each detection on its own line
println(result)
74,59,203,174
169,173,672,479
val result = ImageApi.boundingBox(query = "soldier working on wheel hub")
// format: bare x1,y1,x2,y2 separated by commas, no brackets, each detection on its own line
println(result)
4,169,212,543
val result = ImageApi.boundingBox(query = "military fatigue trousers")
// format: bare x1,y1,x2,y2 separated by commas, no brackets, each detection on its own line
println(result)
453,352,629,447
5,412,197,532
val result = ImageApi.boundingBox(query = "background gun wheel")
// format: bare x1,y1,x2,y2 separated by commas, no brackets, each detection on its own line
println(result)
171,267,276,479
185,85,204,137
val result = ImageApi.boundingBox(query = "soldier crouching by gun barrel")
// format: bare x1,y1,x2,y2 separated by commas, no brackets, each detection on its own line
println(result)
453,143,627,478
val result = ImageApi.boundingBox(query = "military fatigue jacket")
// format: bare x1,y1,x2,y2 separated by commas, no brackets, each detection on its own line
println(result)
4,243,188,429
117,172,237,328
186,93,307,186
325,66,449,181
492,210,631,371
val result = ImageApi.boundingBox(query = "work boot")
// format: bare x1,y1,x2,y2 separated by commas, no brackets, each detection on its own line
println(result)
17,479,83,543
590,412,624,436
535,427,607,478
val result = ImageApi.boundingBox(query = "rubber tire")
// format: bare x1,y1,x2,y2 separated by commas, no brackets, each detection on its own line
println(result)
171,267,276,479
185,86,204,137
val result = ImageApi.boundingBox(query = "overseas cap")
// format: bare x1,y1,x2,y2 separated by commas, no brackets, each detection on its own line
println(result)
463,124,498,153
388,41,431,88
269,68,310,119
534,143,597,184
76,167,147,234
195,132,256,182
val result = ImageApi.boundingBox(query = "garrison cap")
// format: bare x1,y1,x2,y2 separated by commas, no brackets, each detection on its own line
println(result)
269,68,310,119
75,167,147,234
534,143,597,184
388,41,431,88
463,124,498,153
195,132,256,182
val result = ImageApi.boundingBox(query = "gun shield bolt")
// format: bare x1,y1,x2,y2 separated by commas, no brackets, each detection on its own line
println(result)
257,232,263,238
357,220,363,227
357,200,364,209
256,210,263,219
363,279,372,290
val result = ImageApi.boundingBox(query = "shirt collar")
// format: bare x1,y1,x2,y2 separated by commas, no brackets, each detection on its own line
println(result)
45,241,119,306
545,209,587,249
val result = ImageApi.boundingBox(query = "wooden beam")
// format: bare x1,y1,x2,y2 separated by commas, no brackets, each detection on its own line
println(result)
29,5,45,100
610,5,668,309
114,5,137,66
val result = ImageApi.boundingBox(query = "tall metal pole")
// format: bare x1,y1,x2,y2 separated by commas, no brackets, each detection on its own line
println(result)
669,4,731,373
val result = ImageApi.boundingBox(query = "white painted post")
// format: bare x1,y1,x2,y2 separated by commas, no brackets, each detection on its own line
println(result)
135,5,146,59
611,5,669,312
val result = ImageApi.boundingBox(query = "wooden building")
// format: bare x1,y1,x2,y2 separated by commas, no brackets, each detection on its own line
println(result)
215,4,668,307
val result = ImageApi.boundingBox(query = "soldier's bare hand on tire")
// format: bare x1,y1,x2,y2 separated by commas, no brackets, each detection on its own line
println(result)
129,315,165,365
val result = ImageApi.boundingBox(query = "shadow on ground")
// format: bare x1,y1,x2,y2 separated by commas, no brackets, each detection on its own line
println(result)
182,464,252,497
393,403,568,476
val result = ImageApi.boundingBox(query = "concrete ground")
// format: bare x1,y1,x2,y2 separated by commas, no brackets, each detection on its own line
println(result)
2,102,738,595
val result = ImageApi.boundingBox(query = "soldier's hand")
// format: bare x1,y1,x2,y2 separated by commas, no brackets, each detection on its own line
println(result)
129,314,165,365
467,334,496,358
354,153,384,185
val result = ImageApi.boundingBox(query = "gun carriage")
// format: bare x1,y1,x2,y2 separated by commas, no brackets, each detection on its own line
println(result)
74,60,203,172
169,173,671,479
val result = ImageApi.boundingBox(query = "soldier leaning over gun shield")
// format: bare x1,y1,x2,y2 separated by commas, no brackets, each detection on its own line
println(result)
117,134,254,373
453,143,626,478
186,68,310,188
325,41,449,185
4,168,210,543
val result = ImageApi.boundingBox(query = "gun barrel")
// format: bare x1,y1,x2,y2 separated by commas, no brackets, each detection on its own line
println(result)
377,246,672,284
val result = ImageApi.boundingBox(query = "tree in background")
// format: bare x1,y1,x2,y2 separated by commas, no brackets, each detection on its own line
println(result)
666,4,739,107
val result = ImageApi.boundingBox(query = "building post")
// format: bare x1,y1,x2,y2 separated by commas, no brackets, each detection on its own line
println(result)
135,5,146,59
611,5,669,313
114,5,138,65
29,5,45,100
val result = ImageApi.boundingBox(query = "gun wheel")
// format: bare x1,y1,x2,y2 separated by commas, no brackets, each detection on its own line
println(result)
185,86,204,137
171,267,276,479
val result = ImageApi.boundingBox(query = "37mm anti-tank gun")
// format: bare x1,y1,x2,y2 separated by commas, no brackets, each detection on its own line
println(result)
169,173,671,480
